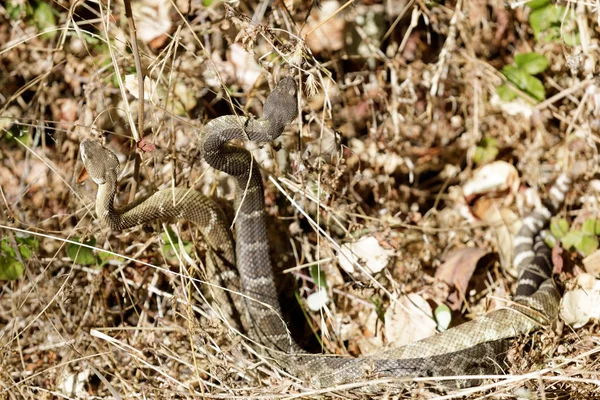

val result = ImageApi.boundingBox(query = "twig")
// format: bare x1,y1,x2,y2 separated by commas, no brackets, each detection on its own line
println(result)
122,0,144,203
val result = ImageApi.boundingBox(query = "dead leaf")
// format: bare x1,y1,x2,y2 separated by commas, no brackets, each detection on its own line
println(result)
473,198,519,274
435,247,489,310
462,161,519,205
560,273,600,328
133,0,172,44
384,294,437,347
338,236,392,275
124,75,159,102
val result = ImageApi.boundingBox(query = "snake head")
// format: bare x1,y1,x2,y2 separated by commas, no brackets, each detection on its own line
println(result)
80,139,120,185
263,76,298,129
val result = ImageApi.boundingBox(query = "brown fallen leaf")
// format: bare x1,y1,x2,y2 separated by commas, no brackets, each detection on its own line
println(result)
435,247,489,311
473,197,519,275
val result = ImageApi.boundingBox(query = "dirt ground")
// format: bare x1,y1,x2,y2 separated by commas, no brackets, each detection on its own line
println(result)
1,0,600,398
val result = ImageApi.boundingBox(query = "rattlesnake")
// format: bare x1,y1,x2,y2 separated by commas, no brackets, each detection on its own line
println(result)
81,76,570,388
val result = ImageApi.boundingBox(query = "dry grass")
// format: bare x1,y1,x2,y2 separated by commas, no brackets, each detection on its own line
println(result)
1,0,600,398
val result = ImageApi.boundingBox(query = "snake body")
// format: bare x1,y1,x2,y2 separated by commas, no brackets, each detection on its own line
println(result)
82,76,571,387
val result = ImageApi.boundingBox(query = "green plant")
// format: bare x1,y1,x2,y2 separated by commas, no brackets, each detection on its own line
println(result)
161,230,192,261
4,127,31,146
5,0,57,39
497,52,549,102
551,217,600,256
33,0,57,39
0,235,39,280
67,236,98,265
6,0,32,20
310,265,328,289
528,1,579,45
473,137,499,165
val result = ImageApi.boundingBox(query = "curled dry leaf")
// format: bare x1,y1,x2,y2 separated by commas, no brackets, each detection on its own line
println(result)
384,294,437,347
435,247,489,311
560,273,600,328
462,161,520,205
337,236,391,275
473,198,520,275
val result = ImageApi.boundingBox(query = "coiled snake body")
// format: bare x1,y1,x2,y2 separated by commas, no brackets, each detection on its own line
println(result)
81,76,570,387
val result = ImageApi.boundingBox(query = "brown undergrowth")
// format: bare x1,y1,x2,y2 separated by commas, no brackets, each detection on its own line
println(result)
0,0,599,398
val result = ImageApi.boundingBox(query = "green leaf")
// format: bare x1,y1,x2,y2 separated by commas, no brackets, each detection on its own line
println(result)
502,66,529,90
529,8,552,39
5,127,31,146
33,1,57,40
161,230,177,244
529,5,567,37
562,230,584,251
563,32,580,46
473,137,499,165
310,265,328,289
19,243,32,259
523,75,546,101
582,219,600,236
501,66,545,101
160,230,192,261
67,236,97,265
16,235,39,260
6,0,29,20
0,235,36,280
1,239,16,258
0,255,24,280
515,53,549,75
497,84,518,101
97,250,125,268
544,233,557,249
370,296,385,322
575,234,599,256
527,0,550,9
529,5,578,45
550,217,570,239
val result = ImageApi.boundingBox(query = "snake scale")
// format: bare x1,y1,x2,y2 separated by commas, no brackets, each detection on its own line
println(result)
81,76,572,388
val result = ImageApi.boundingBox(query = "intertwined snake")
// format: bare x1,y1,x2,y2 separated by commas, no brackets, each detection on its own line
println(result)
81,76,571,388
